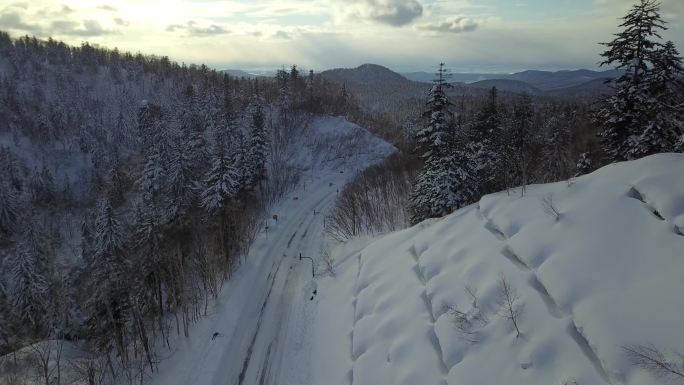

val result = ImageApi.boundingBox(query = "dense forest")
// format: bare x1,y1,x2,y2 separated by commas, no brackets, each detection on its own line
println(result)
0,30,352,384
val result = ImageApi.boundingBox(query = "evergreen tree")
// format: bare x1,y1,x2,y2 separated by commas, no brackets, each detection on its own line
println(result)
0,180,20,241
576,152,593,176
507,93,535,193
84,199,130,361
32,166,57,206
540,110,574,182
596,0,682,160
10,219,51,337
411,63,476,223
469,87,503,194
201,140,240,213
247,102,268,189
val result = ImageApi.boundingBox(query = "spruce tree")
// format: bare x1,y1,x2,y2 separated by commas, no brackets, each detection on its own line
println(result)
10,219,51,337
0,180,20,241
84,199,130,360
596,0,683,160
469,87,503,194
411,63,476,223
247,102,268,190
201,140,239,213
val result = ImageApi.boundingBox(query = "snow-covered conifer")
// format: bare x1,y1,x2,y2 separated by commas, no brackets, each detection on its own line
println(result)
201,141,240,213
596,0,683,160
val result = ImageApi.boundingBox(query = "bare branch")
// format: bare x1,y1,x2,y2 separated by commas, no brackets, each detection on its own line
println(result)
496,274,524,338
624,344,684,381
541,194,560,221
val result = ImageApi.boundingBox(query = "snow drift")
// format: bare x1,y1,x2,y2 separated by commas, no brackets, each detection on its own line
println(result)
318,153,684,385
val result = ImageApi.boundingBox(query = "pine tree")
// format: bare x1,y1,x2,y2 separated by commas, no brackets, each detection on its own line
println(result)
540,110,573,182
201,141,239,213
247,102,268,190
0,278,13,347
576,152,593,176
84,199,130,360
596,0,682,160
469,87,503,194
411,63,476,223
10,220,51,337
140,147,165,202
508,93,535,194
0,180,20,241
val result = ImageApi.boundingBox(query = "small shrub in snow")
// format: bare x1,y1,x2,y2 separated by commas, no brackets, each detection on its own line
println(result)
322,248,335,277
496,274,524,338
444,286,488,343
624,344,684,382
541,194,561,221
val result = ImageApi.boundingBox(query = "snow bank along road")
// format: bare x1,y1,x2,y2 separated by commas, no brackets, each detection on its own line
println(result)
149,116,394,385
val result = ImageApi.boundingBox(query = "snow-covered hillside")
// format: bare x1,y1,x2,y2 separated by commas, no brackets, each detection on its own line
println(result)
315,153,684,385
142,116,394,385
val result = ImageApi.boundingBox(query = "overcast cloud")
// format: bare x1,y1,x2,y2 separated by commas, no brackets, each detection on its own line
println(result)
0,0,681,72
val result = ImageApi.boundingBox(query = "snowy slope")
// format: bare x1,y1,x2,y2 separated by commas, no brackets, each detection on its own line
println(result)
145,115,394,385
317,153,684,385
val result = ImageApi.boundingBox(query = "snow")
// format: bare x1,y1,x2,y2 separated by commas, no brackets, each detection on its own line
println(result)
144,115,394,385
17,116,679,385
146,149,683,385
318,153,684,385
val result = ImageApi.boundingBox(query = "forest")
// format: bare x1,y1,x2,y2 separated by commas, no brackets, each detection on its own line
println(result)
0,31,350,384
0,0,683,383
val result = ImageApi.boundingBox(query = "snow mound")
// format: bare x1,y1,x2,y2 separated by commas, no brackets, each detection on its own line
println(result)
338,153,684,385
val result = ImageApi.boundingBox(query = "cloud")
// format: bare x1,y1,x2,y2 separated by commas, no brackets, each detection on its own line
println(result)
113,17,128,26
273,30,291,40
333,0,423,26
417,16,478,34
97,5,117,12
0,12,42,33
49,19,114,37
166,21,230,36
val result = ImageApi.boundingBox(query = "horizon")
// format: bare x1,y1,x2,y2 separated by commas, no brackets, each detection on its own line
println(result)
0,0,682,73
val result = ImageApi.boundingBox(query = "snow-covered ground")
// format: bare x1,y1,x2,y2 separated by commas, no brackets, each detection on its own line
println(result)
316,153,684,385
148,143,684,385
146,115,394,385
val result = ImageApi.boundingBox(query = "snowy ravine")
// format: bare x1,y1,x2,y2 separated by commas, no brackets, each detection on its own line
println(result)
147,116,394,385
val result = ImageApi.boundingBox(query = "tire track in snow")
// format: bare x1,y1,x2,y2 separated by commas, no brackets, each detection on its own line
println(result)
245,190,336,385
236,260,284,385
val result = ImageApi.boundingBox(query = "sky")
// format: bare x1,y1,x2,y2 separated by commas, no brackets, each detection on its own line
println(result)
0,0,682,73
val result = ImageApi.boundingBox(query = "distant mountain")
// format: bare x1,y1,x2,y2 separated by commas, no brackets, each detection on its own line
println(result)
222,69,257,78
321,64,413,87
403,68,621,94
546,77,616,97
403,71,506,84
466,79,543,95
508,69,621,91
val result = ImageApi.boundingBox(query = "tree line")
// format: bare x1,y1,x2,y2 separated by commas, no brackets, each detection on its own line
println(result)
410,0,683,224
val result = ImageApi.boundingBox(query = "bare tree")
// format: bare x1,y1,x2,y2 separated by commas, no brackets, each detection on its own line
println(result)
496,274,524,338
541,194,560,221
624,344,684,382
444,286,488,343
321,248,335,277
29,339,64,385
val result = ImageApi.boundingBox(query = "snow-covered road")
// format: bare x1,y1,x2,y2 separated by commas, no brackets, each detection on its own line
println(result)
149,178,336,385
148,116,395,385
